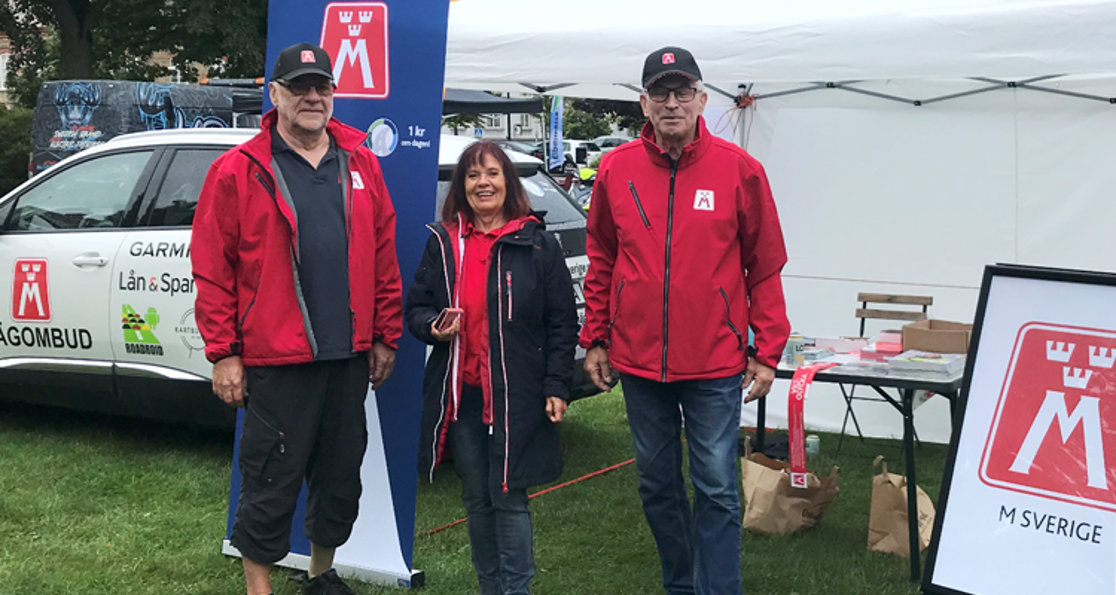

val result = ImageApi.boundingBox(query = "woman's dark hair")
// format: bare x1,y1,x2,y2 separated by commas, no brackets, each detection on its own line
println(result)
442,140,532,223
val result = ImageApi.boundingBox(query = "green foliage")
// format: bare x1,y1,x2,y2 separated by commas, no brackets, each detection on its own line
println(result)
571,97,644,136
562,102,610,139
0,106,33,193
0,392,943,594
442,113,485,135
0,0,268,109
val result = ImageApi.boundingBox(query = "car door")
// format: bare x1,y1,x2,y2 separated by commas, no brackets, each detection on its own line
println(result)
110,145,235,427
0,148,158,409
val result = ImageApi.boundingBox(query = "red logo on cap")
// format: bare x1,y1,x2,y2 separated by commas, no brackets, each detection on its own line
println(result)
300,50,315,63
662,53,675,65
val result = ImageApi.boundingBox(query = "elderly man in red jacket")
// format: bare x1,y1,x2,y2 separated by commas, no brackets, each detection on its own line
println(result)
581,46,790,595
191,43,402,595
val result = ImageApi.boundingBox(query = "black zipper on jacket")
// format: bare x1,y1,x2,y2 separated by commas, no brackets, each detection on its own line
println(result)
608,280,625,336
628,181,651,228
661,157,678,382
719,287,745,351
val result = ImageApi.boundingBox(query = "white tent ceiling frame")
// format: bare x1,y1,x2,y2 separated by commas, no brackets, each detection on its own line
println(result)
750,75,1116,107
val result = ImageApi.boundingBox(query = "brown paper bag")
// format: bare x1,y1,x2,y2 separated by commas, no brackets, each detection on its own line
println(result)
740,445,840,534
867,455,935,556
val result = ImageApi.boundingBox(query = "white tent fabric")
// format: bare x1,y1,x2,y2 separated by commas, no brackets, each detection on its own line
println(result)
445,0,1116,443
446,0,1116,101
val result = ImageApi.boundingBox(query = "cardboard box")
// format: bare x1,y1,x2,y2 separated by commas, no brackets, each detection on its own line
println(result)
901,319,973,353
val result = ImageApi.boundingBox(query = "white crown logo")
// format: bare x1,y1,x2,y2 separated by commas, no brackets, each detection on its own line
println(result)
338,11,353,23
1046,340,1074,363
1088,346,1116,369
1062,366,1092,389
348,24,362,36
20,262,39,282
359,11,373,23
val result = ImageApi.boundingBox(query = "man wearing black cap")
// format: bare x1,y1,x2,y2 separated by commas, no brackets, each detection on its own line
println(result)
192,42,403,595
580,46,790,594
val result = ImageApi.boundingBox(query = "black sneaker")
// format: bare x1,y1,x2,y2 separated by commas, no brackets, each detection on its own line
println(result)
293,568,356,595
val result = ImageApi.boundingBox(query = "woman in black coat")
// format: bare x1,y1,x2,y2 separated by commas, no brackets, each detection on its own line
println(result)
405,141,578,595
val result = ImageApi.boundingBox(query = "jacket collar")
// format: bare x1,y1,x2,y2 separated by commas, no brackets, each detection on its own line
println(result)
434,215,539,246
639,115,712,168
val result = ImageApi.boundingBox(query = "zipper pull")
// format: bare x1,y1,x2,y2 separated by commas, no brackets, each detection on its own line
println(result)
505,270,514,321
488,424,494,436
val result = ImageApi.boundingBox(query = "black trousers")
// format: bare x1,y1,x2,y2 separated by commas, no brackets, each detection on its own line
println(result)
230,356,369,564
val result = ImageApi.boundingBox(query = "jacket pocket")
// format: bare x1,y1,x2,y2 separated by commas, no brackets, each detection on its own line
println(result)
719,287,745,351
627,181,651,228
239,402,287,486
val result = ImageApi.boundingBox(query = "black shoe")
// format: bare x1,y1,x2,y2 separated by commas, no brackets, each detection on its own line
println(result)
292,568,356,595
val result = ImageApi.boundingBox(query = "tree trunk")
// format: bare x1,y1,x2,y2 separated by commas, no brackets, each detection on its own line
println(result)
47,0,95,79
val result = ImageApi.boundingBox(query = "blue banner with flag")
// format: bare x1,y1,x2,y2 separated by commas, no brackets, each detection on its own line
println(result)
548,96,564,170
221,0,448,588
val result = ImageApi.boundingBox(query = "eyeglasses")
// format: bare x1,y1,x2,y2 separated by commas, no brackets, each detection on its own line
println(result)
646,86,699,103
276,79,335,97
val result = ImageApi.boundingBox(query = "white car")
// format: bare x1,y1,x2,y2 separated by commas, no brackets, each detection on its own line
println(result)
562,139,602,166
591,135,632,153
0,130,595,428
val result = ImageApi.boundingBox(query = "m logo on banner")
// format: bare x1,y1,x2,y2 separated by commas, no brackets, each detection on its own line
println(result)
12,258,51,321
979,323,1116,511
320,2,389,99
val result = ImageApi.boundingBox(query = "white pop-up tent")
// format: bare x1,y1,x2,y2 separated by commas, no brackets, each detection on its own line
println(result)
446,0,1116,443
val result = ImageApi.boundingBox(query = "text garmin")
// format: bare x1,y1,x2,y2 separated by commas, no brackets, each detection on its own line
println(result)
129,241,191,258
0,323,93,349
118,270,195,296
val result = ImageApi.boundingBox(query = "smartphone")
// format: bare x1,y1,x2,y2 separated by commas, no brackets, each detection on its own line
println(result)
433,308,464,331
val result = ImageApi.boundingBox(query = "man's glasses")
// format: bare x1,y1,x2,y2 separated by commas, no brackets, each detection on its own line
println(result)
646,86,699,103
276,79,335,97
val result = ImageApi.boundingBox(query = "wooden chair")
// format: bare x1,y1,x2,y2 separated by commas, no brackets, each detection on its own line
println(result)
838,293,932,450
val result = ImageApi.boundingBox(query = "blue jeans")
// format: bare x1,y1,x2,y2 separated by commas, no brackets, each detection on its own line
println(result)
450,385,534,595
621,373,744,595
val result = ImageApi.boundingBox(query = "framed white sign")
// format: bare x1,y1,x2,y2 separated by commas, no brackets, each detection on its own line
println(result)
924,264,1116,594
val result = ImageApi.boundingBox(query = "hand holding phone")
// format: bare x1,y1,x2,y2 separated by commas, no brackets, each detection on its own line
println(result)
432,307,463,337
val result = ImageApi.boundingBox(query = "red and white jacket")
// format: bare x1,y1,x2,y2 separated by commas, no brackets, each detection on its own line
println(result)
579,117,790,380
191,110,403,366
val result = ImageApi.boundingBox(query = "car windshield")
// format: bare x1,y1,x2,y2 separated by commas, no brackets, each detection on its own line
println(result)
500,141,536,155
436,167,585,226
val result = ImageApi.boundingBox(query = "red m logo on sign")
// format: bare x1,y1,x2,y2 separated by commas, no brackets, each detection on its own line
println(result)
11,258,51,322
980,323,1116,511
320,2,389,99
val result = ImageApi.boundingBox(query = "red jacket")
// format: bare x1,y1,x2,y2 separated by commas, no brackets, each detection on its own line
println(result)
191,110,403,366
579,117,790,380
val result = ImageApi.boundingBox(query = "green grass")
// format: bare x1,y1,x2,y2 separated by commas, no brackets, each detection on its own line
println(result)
0,392,946,594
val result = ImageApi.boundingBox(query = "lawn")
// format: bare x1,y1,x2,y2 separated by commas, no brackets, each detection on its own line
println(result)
0,390,946,594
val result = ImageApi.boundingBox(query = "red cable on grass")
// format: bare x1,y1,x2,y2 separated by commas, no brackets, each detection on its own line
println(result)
424,458,636,536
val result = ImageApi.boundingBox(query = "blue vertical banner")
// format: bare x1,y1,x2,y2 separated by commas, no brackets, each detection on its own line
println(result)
221,0,448,588
548,96,564,170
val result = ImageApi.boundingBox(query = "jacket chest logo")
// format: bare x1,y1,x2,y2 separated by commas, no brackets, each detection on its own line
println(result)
693,189,714,211
351,171,365,189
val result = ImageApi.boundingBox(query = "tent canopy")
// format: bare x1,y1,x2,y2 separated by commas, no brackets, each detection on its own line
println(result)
442,87,543,115
445,0,1116,103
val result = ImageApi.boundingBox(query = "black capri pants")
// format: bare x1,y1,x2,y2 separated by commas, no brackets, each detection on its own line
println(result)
230,356,369,564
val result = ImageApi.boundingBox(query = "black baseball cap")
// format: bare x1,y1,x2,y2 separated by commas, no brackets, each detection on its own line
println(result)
272,42,333,82
642,46,702,89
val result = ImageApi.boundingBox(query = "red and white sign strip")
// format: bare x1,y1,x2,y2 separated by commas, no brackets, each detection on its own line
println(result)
980,323,1116,511
11,258,51,322
787,363,837,488
320,2,389,99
